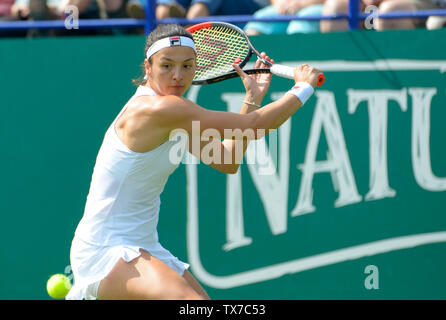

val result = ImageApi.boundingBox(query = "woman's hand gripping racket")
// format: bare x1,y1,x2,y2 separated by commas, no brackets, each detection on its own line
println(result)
186,21,325,86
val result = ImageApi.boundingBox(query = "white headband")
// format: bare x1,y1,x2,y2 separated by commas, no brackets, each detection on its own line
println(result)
146,36,196,60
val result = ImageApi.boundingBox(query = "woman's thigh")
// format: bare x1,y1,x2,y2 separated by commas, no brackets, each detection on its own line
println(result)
183,270,210,300
97,249,203,300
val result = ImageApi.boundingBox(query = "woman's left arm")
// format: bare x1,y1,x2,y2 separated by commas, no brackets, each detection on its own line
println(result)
190,53,273,174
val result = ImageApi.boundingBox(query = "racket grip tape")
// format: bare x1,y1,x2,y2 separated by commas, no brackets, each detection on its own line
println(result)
270,64,325,87
269,64,294,79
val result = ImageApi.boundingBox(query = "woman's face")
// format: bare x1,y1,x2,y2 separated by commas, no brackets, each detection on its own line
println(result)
145,46,196,97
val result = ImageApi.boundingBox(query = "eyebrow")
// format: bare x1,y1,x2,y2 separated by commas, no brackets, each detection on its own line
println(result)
160,57,195,62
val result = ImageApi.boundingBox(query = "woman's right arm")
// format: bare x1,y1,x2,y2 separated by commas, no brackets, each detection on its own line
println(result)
171,64,321,139
156,64,322,139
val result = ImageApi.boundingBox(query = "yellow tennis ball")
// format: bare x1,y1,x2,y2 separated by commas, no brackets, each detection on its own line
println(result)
46,274,71,299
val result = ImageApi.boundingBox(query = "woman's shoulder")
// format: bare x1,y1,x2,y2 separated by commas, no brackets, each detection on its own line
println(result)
131,93,187,108
136,94,194,116
123,94,193,126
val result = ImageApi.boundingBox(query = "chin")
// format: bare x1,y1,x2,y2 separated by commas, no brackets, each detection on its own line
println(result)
168,91,184,97
168,87,187,96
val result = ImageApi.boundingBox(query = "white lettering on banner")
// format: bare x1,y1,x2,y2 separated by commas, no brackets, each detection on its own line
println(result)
409,88,446,191
348,89,407,201
185,78,446,289
244,109,290,235
292,91,361,216
221,93,290,250
224,170,253,251
222,92,253,251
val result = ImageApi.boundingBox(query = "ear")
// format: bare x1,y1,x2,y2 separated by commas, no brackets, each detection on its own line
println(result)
144,59,150,76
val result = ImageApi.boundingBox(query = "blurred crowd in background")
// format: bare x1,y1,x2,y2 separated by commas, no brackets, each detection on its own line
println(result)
0,0,445,37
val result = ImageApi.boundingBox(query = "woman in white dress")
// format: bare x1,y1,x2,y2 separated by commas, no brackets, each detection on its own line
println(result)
67,23,322,300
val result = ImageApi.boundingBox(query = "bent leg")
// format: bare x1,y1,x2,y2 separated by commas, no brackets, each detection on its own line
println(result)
97,249,203,300
376,0,418,30
287,4,324,34
183,270,210,300
186,2,209,18
244,5,289,36
320,0,349,32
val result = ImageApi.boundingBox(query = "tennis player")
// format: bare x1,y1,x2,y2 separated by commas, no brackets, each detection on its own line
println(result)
67,24,322,300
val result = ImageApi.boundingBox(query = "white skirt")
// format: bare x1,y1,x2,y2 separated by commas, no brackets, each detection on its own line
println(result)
66,237,190,300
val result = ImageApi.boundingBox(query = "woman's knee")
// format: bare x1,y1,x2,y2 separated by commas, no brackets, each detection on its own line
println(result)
97,251,205,300
320,0,350,32
376,0,418,30
323,0,349,14
172,289,206,300
379,0,417,13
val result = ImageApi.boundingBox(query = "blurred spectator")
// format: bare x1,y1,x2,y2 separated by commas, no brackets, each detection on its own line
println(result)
0,0,15,19
9,0,64,36
425,0,446,29
244,0,325,35
7,0,136,36
427,14,446,29
9,0,131,21
97,0,129,18
320,0,352,31
10,0,45,20
320,0,446,32
155,0,188,18
126,0,269,20
0,0,26,37
10,0,100,21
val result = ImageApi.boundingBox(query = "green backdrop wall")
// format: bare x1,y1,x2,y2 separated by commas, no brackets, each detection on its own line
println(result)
1,28,445,299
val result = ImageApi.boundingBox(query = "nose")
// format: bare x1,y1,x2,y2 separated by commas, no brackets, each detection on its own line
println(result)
172,66,183,81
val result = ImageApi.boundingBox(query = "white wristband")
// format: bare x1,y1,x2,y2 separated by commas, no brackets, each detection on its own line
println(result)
286,82,314,105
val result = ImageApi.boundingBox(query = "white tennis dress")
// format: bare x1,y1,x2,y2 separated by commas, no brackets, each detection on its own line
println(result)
66,85,189,300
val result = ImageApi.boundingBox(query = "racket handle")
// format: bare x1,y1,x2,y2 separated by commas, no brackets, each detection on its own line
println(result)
269,64,294,79
270,64,325,87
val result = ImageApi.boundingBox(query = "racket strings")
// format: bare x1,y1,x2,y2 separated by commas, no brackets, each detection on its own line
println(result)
191,26,250,81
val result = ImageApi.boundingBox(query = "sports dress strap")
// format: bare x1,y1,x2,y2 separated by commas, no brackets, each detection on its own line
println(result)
112,86,157,126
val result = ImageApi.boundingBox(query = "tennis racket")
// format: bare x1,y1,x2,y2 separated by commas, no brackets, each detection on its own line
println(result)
186,21,325,86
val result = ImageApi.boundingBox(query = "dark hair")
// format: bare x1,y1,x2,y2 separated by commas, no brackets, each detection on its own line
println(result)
132,24,194,86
